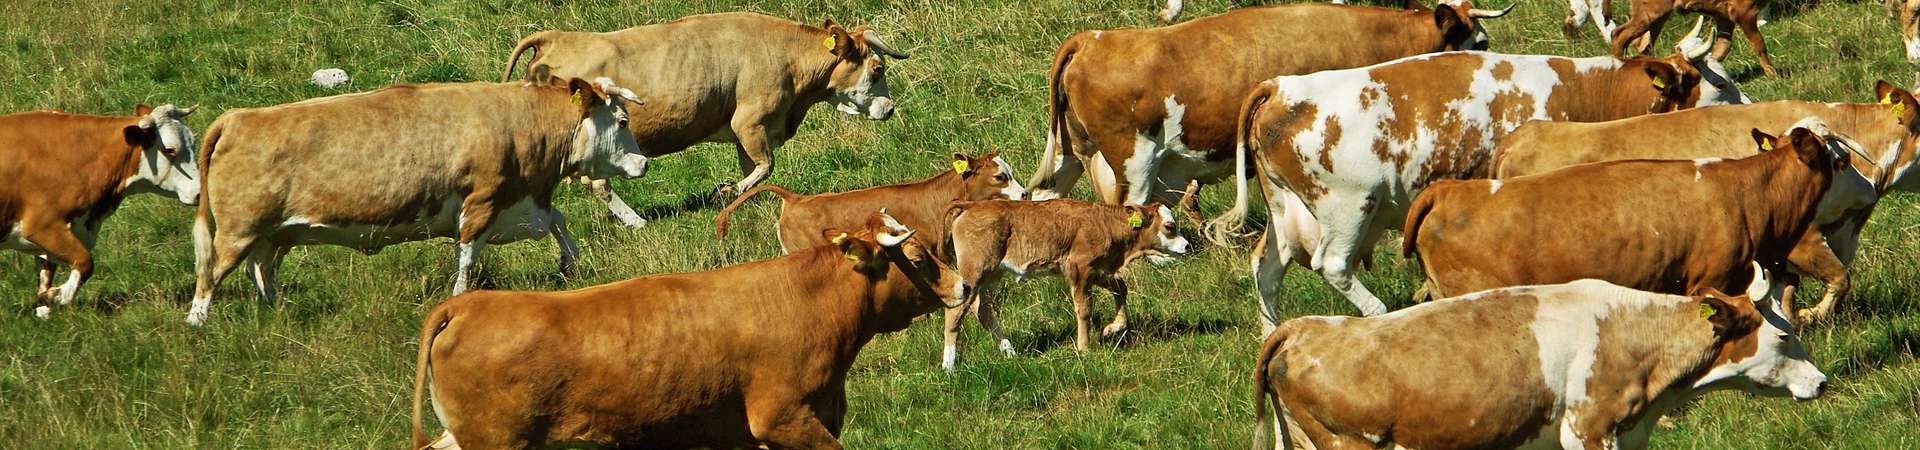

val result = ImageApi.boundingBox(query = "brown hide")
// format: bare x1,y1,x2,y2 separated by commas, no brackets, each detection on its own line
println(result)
713,153,1019,254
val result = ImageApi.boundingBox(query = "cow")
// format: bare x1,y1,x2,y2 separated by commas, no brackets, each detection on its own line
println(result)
408,212,969,450
1,104,199,319
940,199,1190,370
713,152,1023,254
1404,126,1841,330
1900,0,1920,62
1206,42,1748,332
1027,0,1515,223
186,76,649,326
1610,0,1779,77
1493,81,1920,323
1251,267,1827,450
501,12,912,228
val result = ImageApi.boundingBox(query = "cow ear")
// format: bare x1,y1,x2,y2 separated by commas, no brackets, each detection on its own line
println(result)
135,104,153,116
1642,62,1680,95
1876,80,1920,128
824,23,855,58
825,229,878,266
1125,205,1149,230
1698,292,1742,336
951,153,976,176
1787,127,1826,163
566,78,603,116
122,125,152,148
1750,128,1777,152
1432,4,1462,32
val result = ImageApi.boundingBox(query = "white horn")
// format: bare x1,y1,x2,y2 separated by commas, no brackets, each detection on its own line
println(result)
1681,17,1712,59
180,105,198,116
863,32,911,59
876,229,914,247
1744,261,1771,301
1469,4,1515,18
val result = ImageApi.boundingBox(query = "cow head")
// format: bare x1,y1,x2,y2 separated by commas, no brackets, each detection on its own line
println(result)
1125,203,1189,266
821,20,910,121
824,210,970,332
559,76,649,181
1753,126,1846,177
1778,117,1882,224
1692,263,1827,401
1432,0,1514,51
1872,80,1920,191
122,103,200,205
951,152,1025,200
1670,18,1750,106
1899,0,1919,62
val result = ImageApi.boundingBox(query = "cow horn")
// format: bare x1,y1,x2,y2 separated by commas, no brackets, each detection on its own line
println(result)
1680,17,1712,60
1744,262,1772,302
180,105,198,117
863,32,911,59
1468,4,1515,18
876,229,914,247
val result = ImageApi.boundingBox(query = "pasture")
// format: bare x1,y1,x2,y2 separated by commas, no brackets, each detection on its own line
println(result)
1,0,1916,447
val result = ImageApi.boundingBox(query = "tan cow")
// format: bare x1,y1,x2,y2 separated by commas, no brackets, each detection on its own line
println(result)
1493,81,1920,323
713,152,1023,254
187,76,648,325
940,199,1190,370
502,12,911,227
1901,0,1919,62
1208,43,1746,332
1252,268,1826,450
1,104,199,318
1404,127,1839,320
1027,0,1513,215
408,212,968,450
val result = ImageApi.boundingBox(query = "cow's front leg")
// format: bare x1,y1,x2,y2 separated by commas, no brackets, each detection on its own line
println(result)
1065,265,1095,351
748,401,843,450
452,199,498,296
548,209,581,277
941,293,975,371
722,110,787,199
1787,231,1848,326
24,221,94,319
1098,277,1129,339
589,178,647,228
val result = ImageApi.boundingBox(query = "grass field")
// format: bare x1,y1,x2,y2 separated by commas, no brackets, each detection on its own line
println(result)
2,0,1917,448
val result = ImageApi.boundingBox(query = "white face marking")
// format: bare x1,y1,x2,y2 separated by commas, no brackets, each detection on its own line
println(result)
831,55,895,120
574,89,648,180
994,156,1026,200
1151,204,1189,262
122,105,202,205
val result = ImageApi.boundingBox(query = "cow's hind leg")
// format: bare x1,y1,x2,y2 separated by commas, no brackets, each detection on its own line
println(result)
1309,195,1389,316
32,256,55,317
1733,9,1779,76
245,243,289,305
973,287,1017,358
748,401,843,450
191,228,259,325
589,179,647,228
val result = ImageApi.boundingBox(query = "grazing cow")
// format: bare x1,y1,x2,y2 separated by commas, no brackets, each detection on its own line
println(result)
1028,0,1514,216
1405,127,1840,324
713,153,1024,254
940,199,1190,370
408,212,968,450
187,77,648,325
1208,43,1747,330
502,12,912,227
1610,0,1779,77
1494,81,1920,323
1251,268,1827,450
1,104,199,318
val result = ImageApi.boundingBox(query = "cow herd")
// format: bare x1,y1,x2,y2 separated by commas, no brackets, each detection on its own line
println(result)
3,1,1919,449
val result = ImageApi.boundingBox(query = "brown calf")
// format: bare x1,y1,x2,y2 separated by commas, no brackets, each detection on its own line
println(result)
409,212,967,449
1404,127,1838,305
714,153,1023,253
938,199,1189,370
1611,0,1778,76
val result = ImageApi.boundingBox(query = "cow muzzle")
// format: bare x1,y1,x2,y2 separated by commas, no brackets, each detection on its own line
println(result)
612,153,649,179
865,96,896,120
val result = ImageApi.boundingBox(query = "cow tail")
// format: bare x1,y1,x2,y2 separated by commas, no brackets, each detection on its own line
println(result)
192,118,226,276
1206,81,1277,247
713,184,799,239
501,31,551,82
1027,34,1083,192
1251,328,1290,450
1401,183,1443,260
411,302,455,450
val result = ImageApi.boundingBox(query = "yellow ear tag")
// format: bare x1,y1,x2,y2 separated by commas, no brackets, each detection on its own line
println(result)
823,36,837,51
952,159,969,174
1760,139,1773,151
1699,302,1717,320
1893,102,1907,121
1651,77,1667,90
831,232,860,261
570,90,584,107
1882,93,1895,105
1127,211,1144,228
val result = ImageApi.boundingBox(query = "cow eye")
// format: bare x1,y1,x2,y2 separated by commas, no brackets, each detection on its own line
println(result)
995,173,1008,182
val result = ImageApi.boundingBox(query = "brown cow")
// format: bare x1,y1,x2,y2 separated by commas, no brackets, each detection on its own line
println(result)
713,153,1023,254
1404,127,1840,311
1902,0,1919,62
1,104,199,318
187,77,647,325
502,12,911,227
1492,81,1920,323
1027,1,1514,213
1252,271,1826,450
1610,0,1778,77
408,212,968,450
939,199,1189,370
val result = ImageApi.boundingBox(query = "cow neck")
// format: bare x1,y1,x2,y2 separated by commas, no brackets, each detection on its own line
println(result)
1717,148,1828,251
1826,102,1916,189
1617,302,1730,428
782,245,894,360
1566,60,1668,122
1390,11,1451,55
529,84,596,178
56,113,146,220
790,30,846,107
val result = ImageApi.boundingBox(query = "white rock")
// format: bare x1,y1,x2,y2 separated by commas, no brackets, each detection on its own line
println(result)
310,68,349,89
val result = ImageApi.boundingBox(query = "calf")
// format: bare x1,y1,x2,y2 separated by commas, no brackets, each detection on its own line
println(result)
188,76,648,325
1029,1,1512,215
1208,42,1746,329
409,212,968,450
1404,127,1838,311
503,12,911,227
1252,269,1826,450
1611,0,1779,77
940,199,1189,370
1,104,199,318
713,153,1023,254
1493,81,1920,323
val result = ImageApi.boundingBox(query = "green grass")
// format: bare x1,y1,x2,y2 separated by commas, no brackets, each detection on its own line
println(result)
2,0,1917,448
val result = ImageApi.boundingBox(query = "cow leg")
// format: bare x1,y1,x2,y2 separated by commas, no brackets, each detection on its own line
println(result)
589,179,647,228
549,210,580,276
1176,180,1204,231
747,403,842,450
1609,9,1663,57
34,255,55,304
191,222,261,325
452,199,499,296
723,111,786,198
1630,14,1671,55
1251,228,1294,337
941,293,976,371
1065,265,1096,351
24,222,93,319
1734,10,1779,76
973,286,1017,358
1097,277,1129,339
1028,112,1089,201
1708,15,1736,61
1787,232,1849,326
1310,196,1389,316
244,243,289,305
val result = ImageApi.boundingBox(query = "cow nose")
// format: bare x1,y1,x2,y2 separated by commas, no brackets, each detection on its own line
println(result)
868,97,895,120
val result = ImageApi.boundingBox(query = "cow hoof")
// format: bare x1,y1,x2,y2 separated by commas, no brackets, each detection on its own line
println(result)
1656,415,1679,429
185,310,208,326
710,184,738,201
1561,19,1578,37
998,340,1017,357
1794,309,1825,327
33,306,51,320
1101,323,1127,338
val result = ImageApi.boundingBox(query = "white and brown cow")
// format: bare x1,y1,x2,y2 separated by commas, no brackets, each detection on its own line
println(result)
1404,127,1840,325
187,76,647,325
1493,81,1920,324
502,12,911,227
1208,43,1747,330
1027,1,1514,216
713,152,1023,254
940,199,1189,370
1252,268,1826,450
409,212,968,450
1,104,198,318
